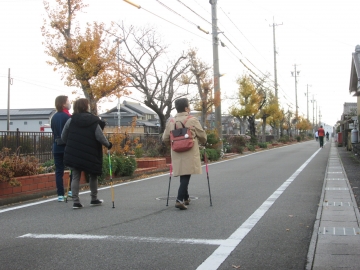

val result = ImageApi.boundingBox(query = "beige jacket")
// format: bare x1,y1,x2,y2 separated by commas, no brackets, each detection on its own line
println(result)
162,112,207,177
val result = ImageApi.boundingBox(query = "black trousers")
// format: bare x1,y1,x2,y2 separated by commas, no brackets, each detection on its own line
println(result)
177,175,191,201
319,136,324,147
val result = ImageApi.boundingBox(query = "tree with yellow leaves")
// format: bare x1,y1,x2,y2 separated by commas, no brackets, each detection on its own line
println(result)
42,0,130,115
296,116,312,134
230,74,267,137
260,91,280,142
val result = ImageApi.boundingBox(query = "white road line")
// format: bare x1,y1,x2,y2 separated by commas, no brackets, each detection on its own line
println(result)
197,148,322,270
0,175,165,214
18,233,225,245
0,143,291,214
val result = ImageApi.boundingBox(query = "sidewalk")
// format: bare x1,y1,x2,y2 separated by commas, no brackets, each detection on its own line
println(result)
307,141,360,269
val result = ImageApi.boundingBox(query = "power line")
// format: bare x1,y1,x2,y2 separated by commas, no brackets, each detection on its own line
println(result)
155,0,198,27
129,3,211,41
219,6,271,66
176,0,212,25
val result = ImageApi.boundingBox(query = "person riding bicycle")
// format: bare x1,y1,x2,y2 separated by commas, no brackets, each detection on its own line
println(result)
326,131,329,141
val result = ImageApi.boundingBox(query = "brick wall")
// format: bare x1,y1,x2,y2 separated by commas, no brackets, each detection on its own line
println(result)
0,171,87,199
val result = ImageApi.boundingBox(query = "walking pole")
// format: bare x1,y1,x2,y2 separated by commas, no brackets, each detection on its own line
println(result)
166,164,172,206
108,150,115,208
204,148,213,206
65,170,71,203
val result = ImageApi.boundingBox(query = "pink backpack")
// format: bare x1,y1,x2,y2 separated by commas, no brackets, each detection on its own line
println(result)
169,116,194,152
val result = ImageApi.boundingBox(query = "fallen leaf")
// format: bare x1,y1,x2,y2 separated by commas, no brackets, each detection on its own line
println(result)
289,215,293,217
286,229,290,231
232,265,241,269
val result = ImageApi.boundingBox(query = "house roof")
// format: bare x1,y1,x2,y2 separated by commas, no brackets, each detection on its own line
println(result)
122,101,156,115
349,45,360,96
0,108,55,116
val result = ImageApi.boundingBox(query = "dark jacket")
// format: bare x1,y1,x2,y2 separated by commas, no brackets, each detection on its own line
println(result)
61,113,110,175
51,111,71,154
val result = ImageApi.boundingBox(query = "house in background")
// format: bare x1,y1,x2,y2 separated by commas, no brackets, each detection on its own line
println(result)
0,108,56,132
99,101,159,133
348,44,360,143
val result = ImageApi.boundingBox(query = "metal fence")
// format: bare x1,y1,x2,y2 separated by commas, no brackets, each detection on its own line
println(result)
0,131,163,164
0,131,53,163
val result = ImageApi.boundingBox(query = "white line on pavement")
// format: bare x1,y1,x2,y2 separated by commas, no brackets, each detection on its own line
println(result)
0,142,296,214
18,233,225,245
0,175,165,214
196,148,322,270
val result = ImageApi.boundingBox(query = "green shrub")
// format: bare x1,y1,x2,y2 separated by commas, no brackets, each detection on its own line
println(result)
200,148,221,161
246,144,256,151
296,136,301,142
258,142,268,148
279,135,290,143
134,147,144,158
121,156,137,176
250,135,258,145
40,159,55,173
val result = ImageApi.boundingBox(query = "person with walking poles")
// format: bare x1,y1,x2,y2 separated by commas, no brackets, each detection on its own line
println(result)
51,95,72,202
61,98,112,209
318,125,325,148
162,98,207,210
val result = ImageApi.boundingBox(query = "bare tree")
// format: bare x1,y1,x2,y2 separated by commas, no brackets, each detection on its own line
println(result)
117,25,190,133
181,49,217,128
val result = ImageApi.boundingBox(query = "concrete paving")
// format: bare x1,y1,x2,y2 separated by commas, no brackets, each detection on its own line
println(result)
307,141,360,270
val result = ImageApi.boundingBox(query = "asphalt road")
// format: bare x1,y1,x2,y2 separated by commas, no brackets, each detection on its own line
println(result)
0,140,329,270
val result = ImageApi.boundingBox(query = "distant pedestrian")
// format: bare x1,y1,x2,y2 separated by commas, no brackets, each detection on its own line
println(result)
51,95,72,202
315,131,319,141
318,125,325,148
326,131,329,141
61,98,112,209
162,98,207,210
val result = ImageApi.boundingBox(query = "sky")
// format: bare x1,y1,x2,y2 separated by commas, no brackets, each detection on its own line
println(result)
0,0,359,127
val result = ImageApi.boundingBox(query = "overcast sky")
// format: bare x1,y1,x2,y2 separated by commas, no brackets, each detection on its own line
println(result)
0,0,359,126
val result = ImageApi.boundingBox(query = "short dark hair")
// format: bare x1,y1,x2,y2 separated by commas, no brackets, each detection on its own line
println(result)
73,98,89,114
175,98,189,113
55,95,68,112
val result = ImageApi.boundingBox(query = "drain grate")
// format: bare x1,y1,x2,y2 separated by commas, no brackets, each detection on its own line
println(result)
319,227,360,235
156,196,198,201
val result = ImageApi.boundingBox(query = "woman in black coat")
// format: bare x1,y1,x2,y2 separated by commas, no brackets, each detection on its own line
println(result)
61,98,112,209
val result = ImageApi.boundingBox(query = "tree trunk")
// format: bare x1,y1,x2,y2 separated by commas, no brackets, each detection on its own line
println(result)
262,116,267,142
248,116,256,137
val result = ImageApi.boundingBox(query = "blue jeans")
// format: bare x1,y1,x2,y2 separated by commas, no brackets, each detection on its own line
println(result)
54,153,65,196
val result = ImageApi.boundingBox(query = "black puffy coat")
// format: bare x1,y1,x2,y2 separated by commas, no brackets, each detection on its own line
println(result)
63,113,103,175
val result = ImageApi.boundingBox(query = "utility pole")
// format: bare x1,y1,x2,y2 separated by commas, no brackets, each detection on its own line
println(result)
7,68,12,132
316,101,318,128
270,17,282,99
210,0,222,141
291,64,300,135
270,17,282,139
311,95,315,131
319,107,322,126
114,38,121,132
305,84,311,121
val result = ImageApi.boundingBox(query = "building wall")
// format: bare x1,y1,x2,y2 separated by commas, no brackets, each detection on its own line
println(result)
0,118,50,132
